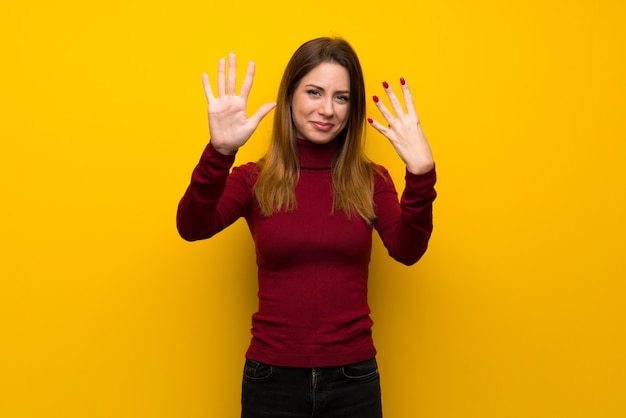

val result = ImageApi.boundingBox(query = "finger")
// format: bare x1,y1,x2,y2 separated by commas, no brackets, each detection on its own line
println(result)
217,57,226,97
239,60,255,100
382,81,405,117
249,101,277,125
227,52,237,95
400,77,417,116
372,95,395,123
202,72,214,103
367,117,393,139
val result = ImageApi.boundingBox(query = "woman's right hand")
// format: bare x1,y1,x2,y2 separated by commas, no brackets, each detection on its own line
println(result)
202,52,276,155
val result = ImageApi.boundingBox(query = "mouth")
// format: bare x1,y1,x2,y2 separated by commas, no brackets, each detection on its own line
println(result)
310,121,334,131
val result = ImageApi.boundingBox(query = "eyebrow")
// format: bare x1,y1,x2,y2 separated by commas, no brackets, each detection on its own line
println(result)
304,83,350,95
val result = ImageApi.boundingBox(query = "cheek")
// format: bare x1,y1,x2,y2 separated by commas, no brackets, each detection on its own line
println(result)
338,107,350,124
293,99,312,118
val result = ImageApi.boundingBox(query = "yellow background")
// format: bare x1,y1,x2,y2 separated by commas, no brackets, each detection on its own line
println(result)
2,0,625,417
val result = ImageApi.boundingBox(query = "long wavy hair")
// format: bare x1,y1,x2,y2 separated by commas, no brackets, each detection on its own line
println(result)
254,37,376,223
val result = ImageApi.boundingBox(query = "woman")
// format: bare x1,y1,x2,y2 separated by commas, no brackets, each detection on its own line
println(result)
177,37,436,417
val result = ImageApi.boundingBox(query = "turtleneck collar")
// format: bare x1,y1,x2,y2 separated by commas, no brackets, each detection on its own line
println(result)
296,138,338,170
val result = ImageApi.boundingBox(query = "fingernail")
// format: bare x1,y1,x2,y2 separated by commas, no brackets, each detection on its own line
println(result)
372,95,379,103
367,117,373,123
400,77,406,86
382,81,389,89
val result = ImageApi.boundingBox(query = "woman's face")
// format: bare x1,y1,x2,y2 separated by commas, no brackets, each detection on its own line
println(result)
290,62,350,145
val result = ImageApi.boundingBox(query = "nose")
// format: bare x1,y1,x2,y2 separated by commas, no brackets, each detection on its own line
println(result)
318,97,334,117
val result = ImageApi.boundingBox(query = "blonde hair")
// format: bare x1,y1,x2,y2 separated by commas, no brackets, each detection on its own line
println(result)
254,37,377,224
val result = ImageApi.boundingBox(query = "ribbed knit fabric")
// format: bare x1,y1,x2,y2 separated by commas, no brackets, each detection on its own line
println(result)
177,138,436,367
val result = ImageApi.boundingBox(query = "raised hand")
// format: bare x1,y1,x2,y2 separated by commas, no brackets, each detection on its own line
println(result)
368,78,434,174
203,52,276,155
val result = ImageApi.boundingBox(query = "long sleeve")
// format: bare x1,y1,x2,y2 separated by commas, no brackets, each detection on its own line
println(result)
176,142,255,241
373,166,437,265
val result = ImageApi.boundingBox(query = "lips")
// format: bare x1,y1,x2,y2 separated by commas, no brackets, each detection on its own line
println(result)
311,121,334,131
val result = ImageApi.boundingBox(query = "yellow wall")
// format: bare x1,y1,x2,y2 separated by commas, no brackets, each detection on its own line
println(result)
2,0,625,417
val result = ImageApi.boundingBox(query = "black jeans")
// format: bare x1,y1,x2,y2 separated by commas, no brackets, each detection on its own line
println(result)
241,357,383,418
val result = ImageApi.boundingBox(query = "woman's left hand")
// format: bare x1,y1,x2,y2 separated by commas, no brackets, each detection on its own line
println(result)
368,78,434,175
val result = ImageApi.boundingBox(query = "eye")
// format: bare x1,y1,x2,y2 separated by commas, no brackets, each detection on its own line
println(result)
336,95,350,103
306,89,321,97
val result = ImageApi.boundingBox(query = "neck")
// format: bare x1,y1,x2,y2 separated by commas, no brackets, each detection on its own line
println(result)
296,138,338,169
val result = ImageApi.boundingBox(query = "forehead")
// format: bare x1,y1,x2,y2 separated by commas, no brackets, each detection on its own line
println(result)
299,62,350,89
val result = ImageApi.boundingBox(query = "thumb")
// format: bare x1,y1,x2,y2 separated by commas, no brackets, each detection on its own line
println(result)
249,102,277,125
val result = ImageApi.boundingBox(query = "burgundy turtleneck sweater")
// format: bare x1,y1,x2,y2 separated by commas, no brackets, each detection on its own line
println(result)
177,138,436,368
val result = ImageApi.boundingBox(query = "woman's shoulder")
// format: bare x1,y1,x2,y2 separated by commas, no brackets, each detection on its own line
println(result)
369,162,392,182
231,161,261,183
235,161,260,171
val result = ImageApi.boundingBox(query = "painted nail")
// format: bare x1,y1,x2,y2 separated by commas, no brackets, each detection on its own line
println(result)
382,81,389,89
367,117,373,123
372,95,379,103
400,77,406,86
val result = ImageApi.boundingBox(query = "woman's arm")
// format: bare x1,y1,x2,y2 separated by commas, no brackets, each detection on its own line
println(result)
177,52,272,240
177,143,240,241
373,166,436,265
369,77,437,264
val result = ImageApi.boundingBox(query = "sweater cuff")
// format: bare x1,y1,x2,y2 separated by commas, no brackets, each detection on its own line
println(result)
192,142,238,181
405,165,436,189
205,141,238,163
